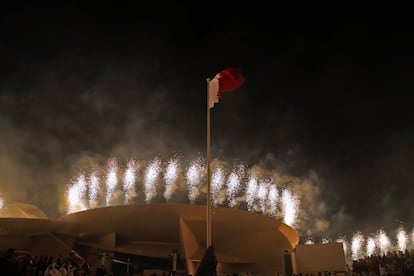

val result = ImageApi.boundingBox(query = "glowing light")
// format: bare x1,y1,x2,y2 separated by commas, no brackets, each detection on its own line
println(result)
321,237,330,244
377,229,391,255
351,232,364,260
267,184,278,215
123,159,137,204
186,159,204,202
257,181,268,214
88,172,100,208
163,158,180,201
105,160,118,206
366,237,376,256
305,238,314,244
144,157,161,203
64,156,305,232
412,227,414,246
226,165,245,207
246,174,258,211
211,165,225,205
67,174,87,214
281,189,298,226
397,226,407,252
0,196,4,210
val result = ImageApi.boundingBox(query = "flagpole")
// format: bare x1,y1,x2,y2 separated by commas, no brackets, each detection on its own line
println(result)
206,77,212,248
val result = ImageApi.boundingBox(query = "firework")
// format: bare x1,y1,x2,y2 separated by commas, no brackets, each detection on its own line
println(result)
246,174,258,211
377,229,391,255
351,231,364,260
105,160,118,206
186,159,204,202
144,157,161,203
366,236,376,256
321,237,331,244
268,184,278,216
397,226,407,252
211,165,225,205
0,196,4,210
257,181,268,214
163,158,180,201
123,159,137,204
305,238,314,244
66,156,304,230
67,174,87,214
88,172,100,208
227,165,245,207
412,227,414,247
281,189,298,226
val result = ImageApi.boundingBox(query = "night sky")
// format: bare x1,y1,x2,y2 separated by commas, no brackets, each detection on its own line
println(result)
1,3,414,242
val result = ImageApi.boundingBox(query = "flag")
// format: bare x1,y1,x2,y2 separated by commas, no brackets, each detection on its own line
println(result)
208,67,245,109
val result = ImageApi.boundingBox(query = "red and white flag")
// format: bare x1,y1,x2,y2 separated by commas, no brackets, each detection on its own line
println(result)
208,67,245,109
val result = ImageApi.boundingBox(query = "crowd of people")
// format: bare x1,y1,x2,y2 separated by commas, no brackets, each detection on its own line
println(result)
0,248,91,275
3,246,414,276
350,249,414,276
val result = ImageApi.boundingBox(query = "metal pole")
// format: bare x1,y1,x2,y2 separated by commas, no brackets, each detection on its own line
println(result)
206,78,212,248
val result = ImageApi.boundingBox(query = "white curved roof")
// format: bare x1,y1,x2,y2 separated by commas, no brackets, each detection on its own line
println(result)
58,203,299,273
0,202,48,219
0,203,299,273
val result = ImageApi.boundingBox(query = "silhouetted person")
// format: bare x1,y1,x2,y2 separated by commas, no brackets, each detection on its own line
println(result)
195,246,217,276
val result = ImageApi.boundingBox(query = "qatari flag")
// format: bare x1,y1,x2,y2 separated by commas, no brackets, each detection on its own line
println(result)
208,67,245,109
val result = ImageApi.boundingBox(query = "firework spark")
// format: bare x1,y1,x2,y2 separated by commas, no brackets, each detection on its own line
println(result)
67,174,87,214
163,158,180,201
211,165,225,205
88,172,100,208
66,156,304,231
281,189,298,226
123,159,137,204
257,181,268,214
321,237,331,244
351,232,364,260
377,229,391,255
412,227,414,246
366,236,376,256
226,165,245,207
246,174,258,211
105,160,118,206
305,238,314,244
268,184,278,216
144,157,161,203
397,226,407,252
186,159,204,202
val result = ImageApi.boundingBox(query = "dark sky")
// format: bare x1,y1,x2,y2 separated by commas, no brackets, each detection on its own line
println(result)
1,2,414,242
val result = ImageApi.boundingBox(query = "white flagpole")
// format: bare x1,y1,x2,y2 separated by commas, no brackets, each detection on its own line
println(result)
206,77,212,248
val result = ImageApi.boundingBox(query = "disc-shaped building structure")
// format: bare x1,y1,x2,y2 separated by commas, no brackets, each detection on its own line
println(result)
0,203,300,274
